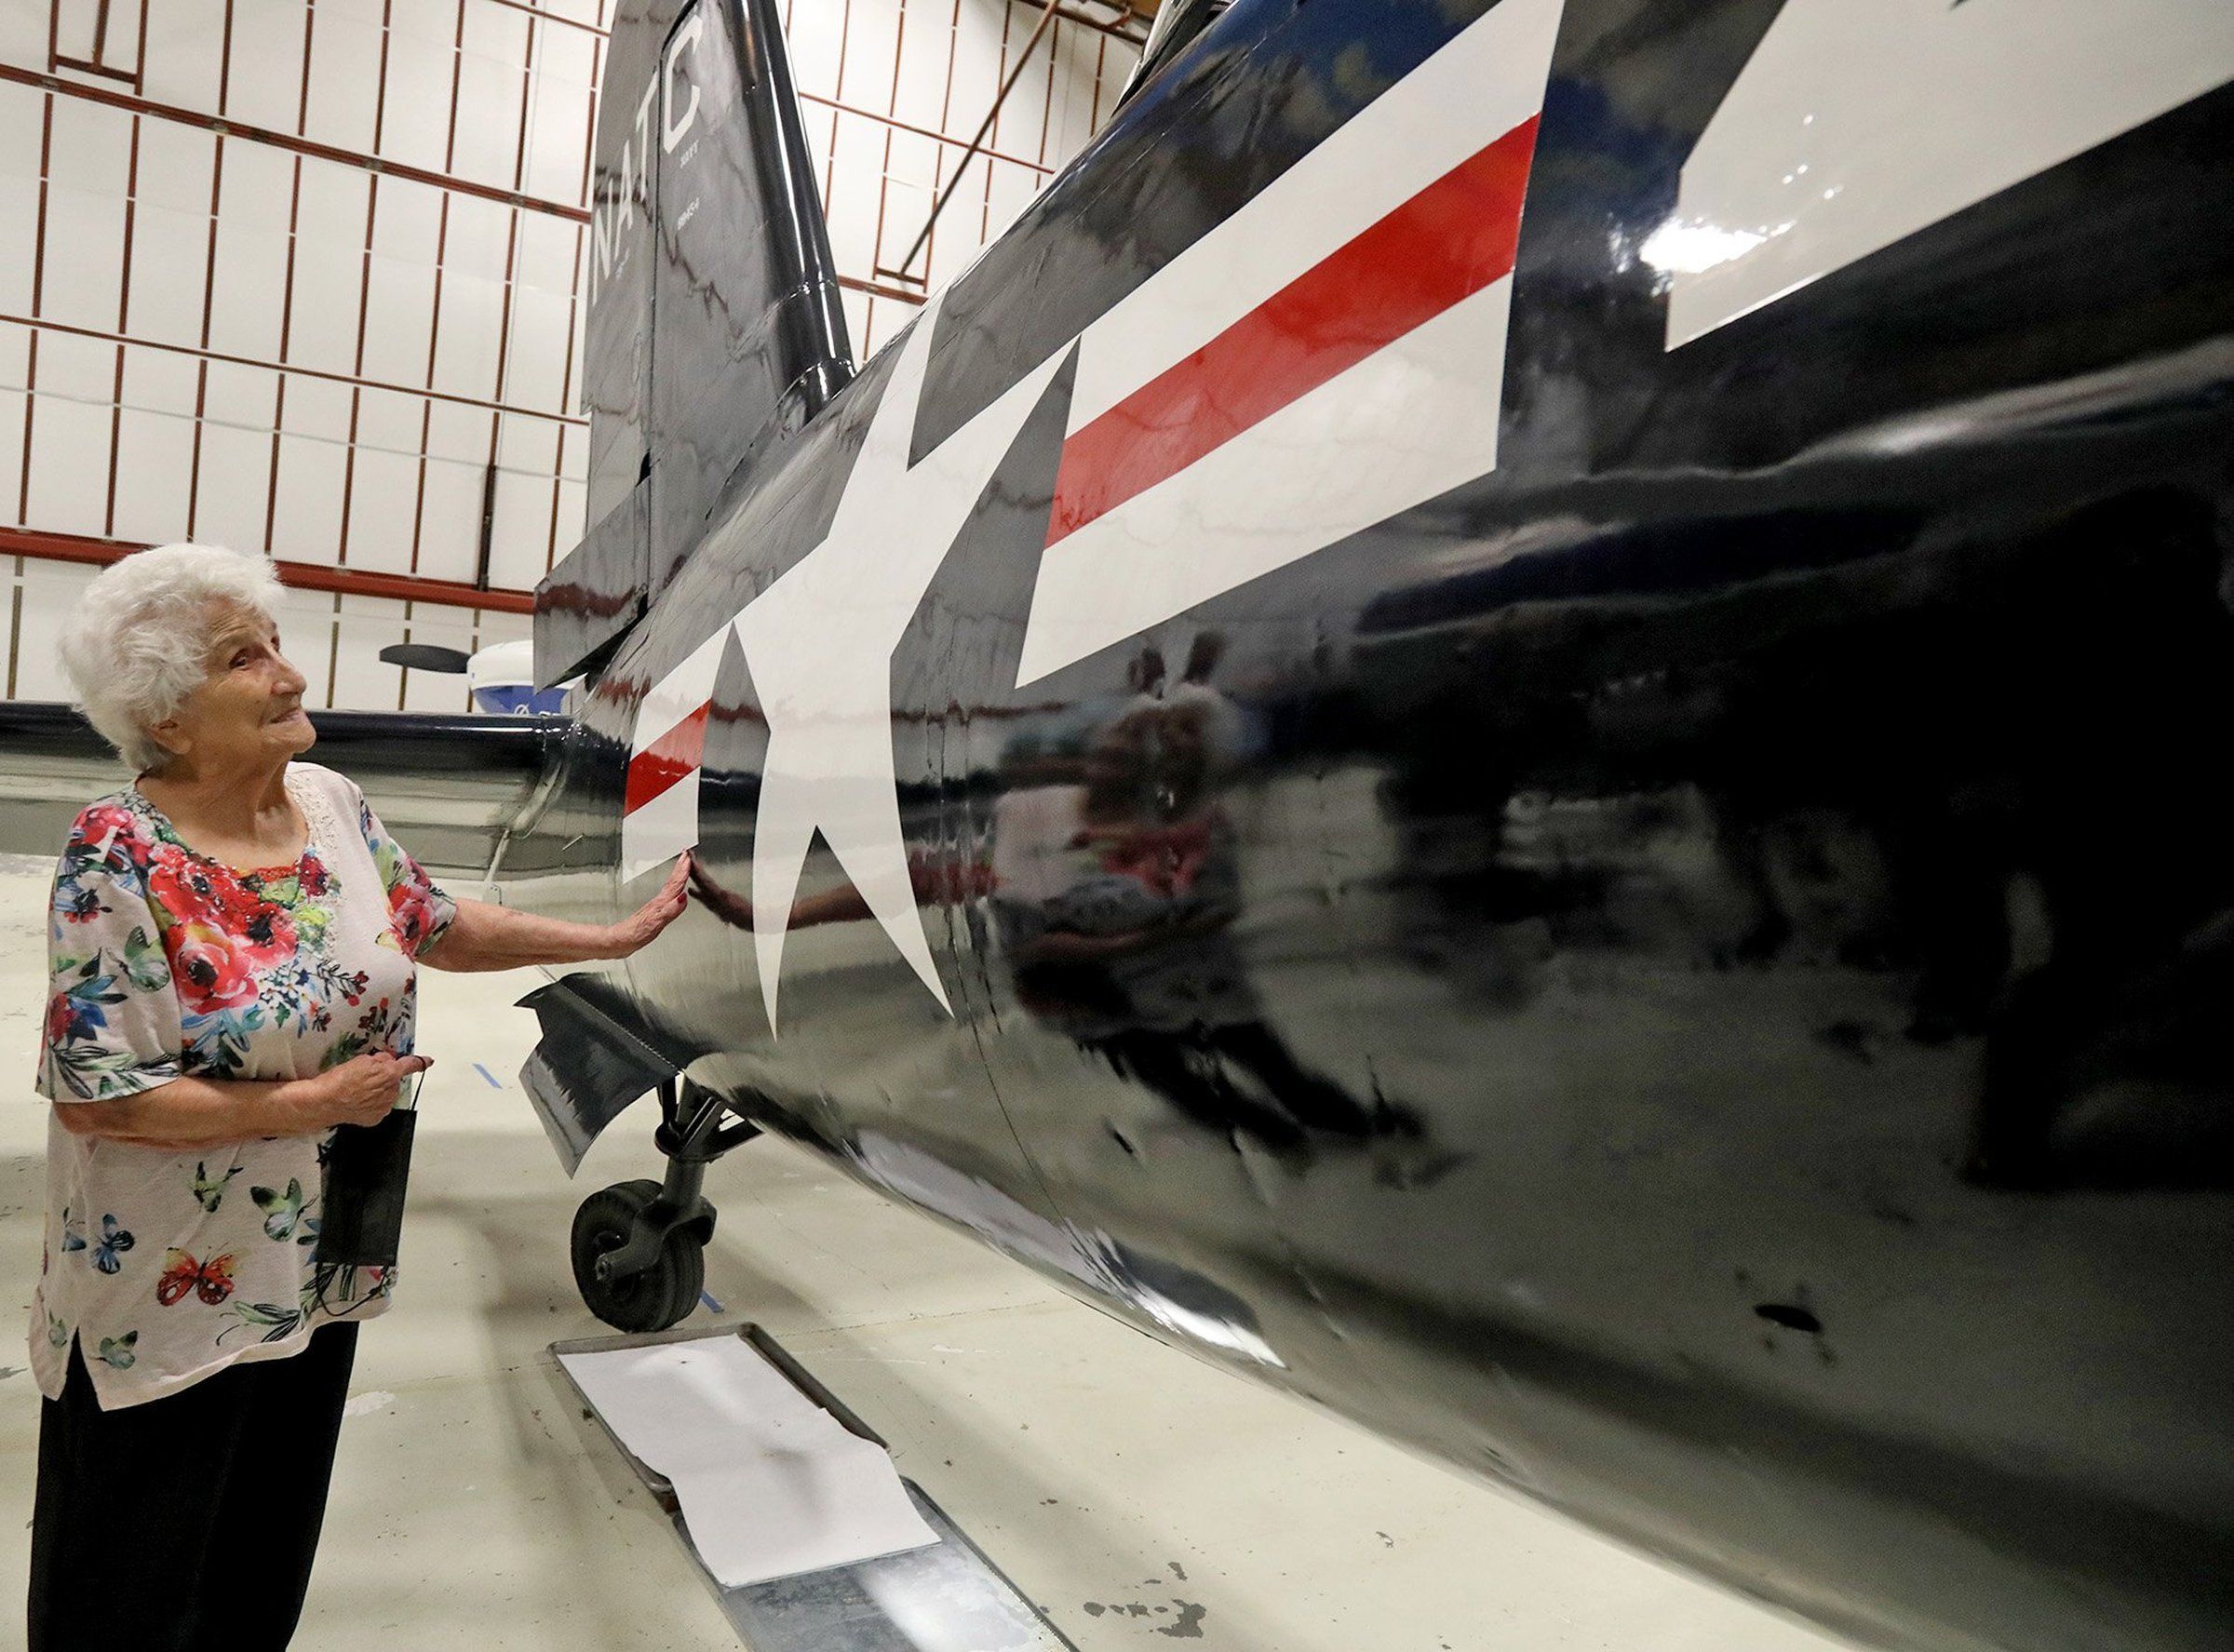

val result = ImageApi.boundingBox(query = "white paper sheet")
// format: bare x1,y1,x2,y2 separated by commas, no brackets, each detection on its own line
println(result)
560,1337,939,1588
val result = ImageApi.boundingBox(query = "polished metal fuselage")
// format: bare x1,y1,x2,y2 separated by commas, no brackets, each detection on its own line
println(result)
505,3,2234,1647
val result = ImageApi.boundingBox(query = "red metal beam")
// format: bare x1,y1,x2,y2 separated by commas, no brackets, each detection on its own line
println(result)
796,90,1056,177
882,0,1063,283
1044,4,1150,44
479,0,609,36
1,527,537,615
2,309,586,427
52,56,136,86
838,272,926,306
0,61,591,223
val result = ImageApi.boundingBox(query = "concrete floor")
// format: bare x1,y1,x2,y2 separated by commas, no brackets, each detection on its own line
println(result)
0,852,1849,1652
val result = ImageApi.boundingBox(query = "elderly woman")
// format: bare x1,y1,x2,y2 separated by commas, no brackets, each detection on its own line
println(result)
26,543,689,1651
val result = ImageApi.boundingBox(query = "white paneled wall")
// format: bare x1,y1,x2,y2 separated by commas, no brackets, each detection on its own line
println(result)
790,0,1140,360
1,0,1139,711
1,553,526,709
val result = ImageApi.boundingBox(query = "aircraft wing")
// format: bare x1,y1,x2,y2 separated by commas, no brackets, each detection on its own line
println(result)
0,700,558,880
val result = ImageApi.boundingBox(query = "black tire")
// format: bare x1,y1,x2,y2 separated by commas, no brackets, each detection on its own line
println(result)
570,1178,706,1333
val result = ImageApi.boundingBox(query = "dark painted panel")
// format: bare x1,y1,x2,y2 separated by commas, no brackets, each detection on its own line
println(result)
577,0,852,651
500,3,2234,1648
535,481,650,689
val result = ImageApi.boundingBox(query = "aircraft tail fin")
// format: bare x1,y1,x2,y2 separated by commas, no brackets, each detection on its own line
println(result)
535,0,852,688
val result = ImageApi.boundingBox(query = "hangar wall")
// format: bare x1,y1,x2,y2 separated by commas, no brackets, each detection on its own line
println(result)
0,0,1138,713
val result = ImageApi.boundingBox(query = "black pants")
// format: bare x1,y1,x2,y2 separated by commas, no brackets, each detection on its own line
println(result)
28,1321,359,1652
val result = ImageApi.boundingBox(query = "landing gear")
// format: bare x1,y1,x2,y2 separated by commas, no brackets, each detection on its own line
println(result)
569,1077,760,1333
572,1179,705,1332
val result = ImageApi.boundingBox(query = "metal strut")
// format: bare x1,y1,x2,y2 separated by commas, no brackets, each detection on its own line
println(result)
590,1078,759,1283
878,0,1066,286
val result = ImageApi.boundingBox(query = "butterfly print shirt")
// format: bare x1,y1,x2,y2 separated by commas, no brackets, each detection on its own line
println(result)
29,761,456,1409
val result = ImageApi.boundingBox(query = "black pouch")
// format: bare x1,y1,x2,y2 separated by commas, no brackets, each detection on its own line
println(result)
315,1073,420,1269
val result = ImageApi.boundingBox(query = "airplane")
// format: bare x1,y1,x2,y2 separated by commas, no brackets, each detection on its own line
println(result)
374,638,575,717
6,1,2231,1649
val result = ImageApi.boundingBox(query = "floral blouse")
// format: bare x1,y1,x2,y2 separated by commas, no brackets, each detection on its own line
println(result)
29,761,456,1409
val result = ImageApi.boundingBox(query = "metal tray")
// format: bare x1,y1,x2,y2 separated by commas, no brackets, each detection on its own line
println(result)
550,1321,1077,1652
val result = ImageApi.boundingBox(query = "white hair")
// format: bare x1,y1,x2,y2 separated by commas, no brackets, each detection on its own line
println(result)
58,543,287,775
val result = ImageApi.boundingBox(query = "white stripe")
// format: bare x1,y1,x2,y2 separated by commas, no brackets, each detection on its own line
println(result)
1666,0,2234,347
1017,273,1515,687
620,773,702,884
1067,0,1566,432
628,622,732,759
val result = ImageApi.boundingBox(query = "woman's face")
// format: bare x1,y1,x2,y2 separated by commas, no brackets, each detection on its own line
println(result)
150,604,316,772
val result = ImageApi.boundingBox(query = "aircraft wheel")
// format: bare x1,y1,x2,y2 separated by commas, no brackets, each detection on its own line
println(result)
571,1178,706,1333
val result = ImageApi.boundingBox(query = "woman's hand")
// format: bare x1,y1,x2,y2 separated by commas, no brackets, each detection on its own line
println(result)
422,861,693,973
605,854,693,958
310,1052,432,1129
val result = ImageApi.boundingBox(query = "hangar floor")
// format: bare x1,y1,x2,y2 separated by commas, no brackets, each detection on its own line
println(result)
0,853,1846,1652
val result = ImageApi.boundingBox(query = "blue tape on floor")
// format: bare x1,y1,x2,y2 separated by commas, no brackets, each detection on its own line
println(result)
473,1063,501,1088
701,1290,724,1314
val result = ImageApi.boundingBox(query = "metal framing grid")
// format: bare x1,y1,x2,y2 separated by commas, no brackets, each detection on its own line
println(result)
7,0,604,607
787,0,1141,356
2,0,1137,705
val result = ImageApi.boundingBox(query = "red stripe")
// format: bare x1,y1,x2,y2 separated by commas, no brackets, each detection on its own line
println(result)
624,702,710,815
1045,114,1541,547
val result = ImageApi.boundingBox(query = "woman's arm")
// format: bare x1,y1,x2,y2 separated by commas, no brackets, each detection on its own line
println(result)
52,1052,425,1147
418,858,691,973
55,1073,324,1145
414,896,625,973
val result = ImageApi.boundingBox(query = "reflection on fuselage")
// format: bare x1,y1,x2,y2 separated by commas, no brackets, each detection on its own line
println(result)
505,0,2234,1645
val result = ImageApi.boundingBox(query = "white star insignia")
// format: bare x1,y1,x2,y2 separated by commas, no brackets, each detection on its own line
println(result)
731,320,1066,1031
